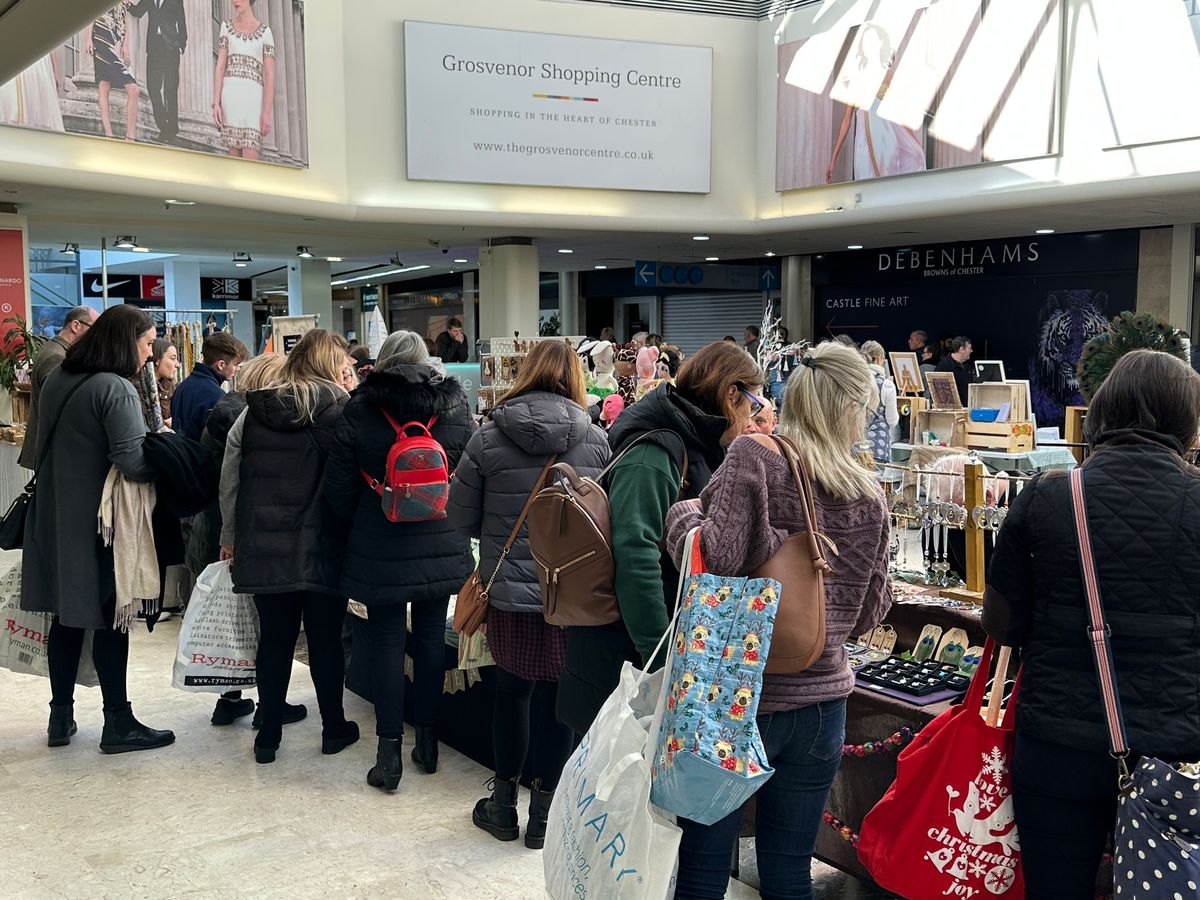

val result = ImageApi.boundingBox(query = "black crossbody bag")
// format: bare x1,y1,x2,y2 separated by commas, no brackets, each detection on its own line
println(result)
0,373,94,550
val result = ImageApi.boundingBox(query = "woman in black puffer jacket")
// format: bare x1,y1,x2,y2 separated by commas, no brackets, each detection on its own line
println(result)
323,331,474,792
448,340,610,850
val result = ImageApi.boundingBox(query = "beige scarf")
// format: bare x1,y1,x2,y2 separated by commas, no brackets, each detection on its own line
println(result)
97,466,160,632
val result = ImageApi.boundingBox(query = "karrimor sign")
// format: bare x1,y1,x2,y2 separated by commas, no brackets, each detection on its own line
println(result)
403,22,713,193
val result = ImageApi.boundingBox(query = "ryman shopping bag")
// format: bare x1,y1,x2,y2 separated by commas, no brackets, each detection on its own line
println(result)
649,527,778,826
0,549,98,686
543,660,682,900
858,639,1025,900
172,560,259,692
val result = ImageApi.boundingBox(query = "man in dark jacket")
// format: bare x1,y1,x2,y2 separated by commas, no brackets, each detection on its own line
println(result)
130,0,187,143
935,335,973,405
171,333,247,441
20,306,96,469
434,317,469,364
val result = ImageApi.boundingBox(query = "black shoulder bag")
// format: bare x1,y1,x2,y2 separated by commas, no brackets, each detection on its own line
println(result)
0,373,94,550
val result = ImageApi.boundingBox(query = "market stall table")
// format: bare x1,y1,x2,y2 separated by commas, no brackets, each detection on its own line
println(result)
892,442,1077,474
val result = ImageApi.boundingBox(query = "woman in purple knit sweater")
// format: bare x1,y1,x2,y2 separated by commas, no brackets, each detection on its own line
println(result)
665,340,893,900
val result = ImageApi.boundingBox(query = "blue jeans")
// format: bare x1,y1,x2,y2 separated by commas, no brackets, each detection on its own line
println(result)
674,699,847,900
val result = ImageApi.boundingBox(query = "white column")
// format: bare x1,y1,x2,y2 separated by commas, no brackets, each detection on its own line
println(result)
164,259,200,311
478,240,538,342
462,271,477,360
781,255,812,343
287,258,332,326
1170,224,1195,331
559,271,581,337
229,300,255,352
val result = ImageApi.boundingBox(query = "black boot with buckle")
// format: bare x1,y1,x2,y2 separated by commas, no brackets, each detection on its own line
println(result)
47,703,77,747
473,776,520,842
525,778,555,850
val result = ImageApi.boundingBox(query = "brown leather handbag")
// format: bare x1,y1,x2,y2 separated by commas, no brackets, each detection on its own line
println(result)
453,456,556,636
752,434,836,674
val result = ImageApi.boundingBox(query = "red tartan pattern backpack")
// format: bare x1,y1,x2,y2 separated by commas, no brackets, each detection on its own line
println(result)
360,413,450,523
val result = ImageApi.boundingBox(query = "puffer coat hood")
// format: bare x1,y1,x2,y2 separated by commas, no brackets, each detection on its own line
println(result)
491,391,596,456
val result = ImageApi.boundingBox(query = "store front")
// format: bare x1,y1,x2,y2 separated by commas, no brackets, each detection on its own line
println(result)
813,230,1141,429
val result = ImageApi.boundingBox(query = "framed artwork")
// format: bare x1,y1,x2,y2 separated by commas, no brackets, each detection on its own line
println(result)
926,371,963,410
890,352,922,395
480,355,496,383
974,360,1007,383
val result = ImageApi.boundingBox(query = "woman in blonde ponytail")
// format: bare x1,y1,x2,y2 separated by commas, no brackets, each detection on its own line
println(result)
664,340,893,899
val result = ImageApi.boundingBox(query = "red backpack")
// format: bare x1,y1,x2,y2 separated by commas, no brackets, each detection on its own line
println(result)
360,413,450,523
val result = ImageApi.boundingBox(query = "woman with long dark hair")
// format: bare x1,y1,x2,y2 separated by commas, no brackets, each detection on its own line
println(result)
21,304,174,753
219,329,357,764
449,340,610,849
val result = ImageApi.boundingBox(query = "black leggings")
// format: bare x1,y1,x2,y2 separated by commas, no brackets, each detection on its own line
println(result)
1011,730,1117,899
254,592,348,744
48,595,129,710
368,599,448,740
492,666,574,791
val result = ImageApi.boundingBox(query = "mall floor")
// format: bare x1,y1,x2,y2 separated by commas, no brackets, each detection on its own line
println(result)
1,621,892,899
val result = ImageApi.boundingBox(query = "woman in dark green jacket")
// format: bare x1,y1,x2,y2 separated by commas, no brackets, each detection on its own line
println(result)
556,340,764,735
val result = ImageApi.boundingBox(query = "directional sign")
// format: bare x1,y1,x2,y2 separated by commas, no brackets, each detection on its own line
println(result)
634,260,657,288
760,267,780,291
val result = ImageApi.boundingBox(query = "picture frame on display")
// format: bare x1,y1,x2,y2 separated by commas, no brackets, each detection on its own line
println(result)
926,371,963,410
890,352,923,395
480,354,496,383
974,360,1007,383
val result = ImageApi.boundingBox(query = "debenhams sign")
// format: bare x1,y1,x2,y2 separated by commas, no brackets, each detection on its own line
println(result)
877,241,1041,278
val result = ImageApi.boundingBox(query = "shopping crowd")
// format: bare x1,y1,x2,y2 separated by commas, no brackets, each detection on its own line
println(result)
14,303,1198,900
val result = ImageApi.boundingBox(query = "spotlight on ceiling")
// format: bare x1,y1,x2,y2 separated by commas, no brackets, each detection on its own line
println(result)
453,258,469,264
692,234,710,241
297,246,314,258
163,199,195,206
705,256,719,262
114,236,137,249
62,243,79,255
131,246,151,253
1035,228,1055,235
764,251,777,258
390,253,403,266
233,252,252,268
325,256,343,262
847,244,864,250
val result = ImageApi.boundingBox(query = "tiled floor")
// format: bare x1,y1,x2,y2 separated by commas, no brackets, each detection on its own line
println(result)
2,618,890,899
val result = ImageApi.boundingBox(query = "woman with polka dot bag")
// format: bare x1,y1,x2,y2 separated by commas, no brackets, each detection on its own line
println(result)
1068,467,1200,900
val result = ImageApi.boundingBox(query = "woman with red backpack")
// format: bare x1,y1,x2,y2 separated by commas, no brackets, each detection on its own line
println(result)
322,330,475,791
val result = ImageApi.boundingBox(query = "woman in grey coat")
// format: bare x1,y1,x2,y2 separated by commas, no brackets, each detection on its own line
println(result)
21,304,175,754
448,340,610,849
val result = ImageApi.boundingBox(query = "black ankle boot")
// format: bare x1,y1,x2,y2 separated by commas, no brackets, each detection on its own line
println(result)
525,780,555,850
367,737,402,791
473,776,520,842
99,702,175,754
411,725,439,774
321,720,360,755
47,703,77,748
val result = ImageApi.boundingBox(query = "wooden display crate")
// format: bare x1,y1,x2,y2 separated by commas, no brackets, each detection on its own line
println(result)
1064,405,1088,463
10,384,30,425
966,382,1034,452
913,409,967,448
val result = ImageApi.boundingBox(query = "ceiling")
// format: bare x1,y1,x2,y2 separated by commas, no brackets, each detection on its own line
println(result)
9,176,1200,289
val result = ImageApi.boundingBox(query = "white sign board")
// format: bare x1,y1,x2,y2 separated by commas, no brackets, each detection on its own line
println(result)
404,21,713,193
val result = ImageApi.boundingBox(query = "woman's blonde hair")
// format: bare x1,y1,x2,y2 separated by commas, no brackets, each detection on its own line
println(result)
778,341,880,501
234,353,286,392
860,340,886,364
500,340,587,409
274,329,348,422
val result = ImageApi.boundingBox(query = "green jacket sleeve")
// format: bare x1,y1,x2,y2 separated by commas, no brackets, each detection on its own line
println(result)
608,444,681,671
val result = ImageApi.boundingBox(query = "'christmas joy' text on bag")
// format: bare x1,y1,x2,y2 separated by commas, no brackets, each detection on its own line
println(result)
858,639,1025,900
649,527,777,826
172,561,259,692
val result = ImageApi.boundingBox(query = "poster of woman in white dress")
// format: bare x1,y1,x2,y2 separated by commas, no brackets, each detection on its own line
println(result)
776,0,1062,192
0,0,306,168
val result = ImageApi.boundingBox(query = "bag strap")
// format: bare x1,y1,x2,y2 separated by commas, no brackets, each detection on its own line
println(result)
29,373,95,486
1068,468,1131,763
600,429,690,498
481,454,558,594
768,434,836,573
362,413,442,494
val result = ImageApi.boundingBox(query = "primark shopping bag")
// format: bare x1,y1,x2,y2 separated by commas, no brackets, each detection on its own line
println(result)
648,528,777,826
858,640,1025,900
171,561,259,692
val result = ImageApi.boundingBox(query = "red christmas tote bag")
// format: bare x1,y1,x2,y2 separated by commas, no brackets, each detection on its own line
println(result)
858,639,1024,900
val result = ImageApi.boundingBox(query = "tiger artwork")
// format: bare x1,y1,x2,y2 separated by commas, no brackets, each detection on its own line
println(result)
1030,290,1108,430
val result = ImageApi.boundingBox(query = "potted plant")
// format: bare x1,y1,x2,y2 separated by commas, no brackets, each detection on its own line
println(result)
0,316,46,423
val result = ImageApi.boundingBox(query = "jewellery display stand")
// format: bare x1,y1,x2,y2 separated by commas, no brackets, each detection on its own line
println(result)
940,458,986,604
477,335,585,416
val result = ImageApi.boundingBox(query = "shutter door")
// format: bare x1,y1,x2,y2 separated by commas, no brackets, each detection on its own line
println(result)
660,293,766,356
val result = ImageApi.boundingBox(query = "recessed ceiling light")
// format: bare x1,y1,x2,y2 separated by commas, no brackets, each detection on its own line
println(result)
558,249,573,254
692,235,710,241
594,265,607,270
163,199,195,206
132,246,151,253
454,258,469,264
232,252,252,268
764,251,777,258
297,246,314,258
847,244,864,250
1035,228,1055,234
705,256,720,262
114,236,137,249
325,256,343,262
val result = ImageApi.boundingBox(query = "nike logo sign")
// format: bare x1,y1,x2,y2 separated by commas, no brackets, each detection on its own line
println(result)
89,279,132,292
